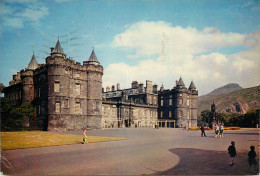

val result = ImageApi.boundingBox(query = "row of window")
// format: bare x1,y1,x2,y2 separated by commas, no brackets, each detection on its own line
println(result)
54,82,81,95
55,101,81,114
160,98,190,106
7,91,21,101
160,110,190,119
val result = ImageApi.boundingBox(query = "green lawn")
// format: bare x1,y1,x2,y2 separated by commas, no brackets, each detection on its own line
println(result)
0,131,127,150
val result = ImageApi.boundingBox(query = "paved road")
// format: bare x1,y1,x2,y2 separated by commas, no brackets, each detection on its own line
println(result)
1,128,259,175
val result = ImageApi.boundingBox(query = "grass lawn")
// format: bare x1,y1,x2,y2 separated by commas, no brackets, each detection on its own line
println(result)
0,131,127,150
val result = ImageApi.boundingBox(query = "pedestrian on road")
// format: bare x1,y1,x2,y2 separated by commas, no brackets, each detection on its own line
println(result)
220,124,224,137
83,128,88,144
200,124,207,137
248,146,257,174
228,141,237,166
215,124,220,138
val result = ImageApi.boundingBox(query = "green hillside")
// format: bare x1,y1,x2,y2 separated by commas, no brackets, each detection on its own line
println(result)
198,85,259,114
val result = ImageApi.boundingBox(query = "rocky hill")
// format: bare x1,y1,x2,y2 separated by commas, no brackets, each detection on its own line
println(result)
200,83,243,98
198,85,259,114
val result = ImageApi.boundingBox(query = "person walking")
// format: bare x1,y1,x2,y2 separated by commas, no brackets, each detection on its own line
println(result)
228,141,237,166
248,146,257,174
220,124,224,137
215,124,220,138
83,128,88,144
200,124,207,137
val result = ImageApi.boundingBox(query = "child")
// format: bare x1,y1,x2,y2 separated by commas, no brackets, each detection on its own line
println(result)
83,128,88,144
248,146,257,174
228,141,237,166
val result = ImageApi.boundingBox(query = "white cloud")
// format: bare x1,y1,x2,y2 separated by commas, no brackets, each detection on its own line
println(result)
104,21,260,95
1,2,48,29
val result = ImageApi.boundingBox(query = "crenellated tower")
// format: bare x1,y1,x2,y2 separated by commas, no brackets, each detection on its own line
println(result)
83,49,103,129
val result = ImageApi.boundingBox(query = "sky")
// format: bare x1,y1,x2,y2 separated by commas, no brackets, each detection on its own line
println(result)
0,0,260,95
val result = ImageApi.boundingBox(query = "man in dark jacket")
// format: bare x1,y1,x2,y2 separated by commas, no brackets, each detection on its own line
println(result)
228,141,237,166
200,124,207,137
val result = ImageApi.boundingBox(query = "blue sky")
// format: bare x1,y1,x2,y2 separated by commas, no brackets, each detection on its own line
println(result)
0,0,260,95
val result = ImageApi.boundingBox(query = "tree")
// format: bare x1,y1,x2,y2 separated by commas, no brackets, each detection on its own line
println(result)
200,110,211,123
1,99,35,131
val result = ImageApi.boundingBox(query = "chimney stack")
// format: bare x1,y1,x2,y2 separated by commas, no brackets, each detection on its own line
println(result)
117,83,120,90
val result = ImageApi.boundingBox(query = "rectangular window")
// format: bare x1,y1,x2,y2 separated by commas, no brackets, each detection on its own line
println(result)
65,99,69,108
187,99,190,106
169,99,172,106
55,102,60,113
38,88,41,97
75,73,80,78
161,99,163,106
76,83,80,95
38,105,41,114
160,111,163,118
75,102,80,114
169,111,172,118
54,82,60,92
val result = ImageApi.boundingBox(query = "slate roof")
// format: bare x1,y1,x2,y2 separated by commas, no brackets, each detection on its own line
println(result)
189,81,196,90
52,39,64,54
177,77,185,87
88,49,99,63
26,53,38,70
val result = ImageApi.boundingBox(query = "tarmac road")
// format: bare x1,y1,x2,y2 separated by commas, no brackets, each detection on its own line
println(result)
1,128,259,175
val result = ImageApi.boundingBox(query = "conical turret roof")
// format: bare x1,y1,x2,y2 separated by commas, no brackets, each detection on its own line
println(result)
177,77,185,87
88,49,99,63
26,52,38,70
189,81,196,90
52,39,64,54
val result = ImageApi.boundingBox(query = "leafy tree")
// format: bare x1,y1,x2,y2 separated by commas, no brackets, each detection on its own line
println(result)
1,99,35,131
200,110,211,123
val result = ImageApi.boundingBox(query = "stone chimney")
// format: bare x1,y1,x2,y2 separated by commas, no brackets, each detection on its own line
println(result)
50,47,54,53
106,86,110,92
112,85,115,91
132,81,138,88
139,83,144,93
153,84,158,94
146,80,153,94
117,83,120,90
176,80,178,87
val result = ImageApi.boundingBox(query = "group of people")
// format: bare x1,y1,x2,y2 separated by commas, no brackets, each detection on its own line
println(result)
200,123,224,138
228,141,258,174
214,124,224,138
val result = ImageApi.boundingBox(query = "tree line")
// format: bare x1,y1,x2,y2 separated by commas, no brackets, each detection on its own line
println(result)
198,108,259,127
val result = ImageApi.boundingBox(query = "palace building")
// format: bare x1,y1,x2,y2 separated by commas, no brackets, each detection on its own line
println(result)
3,40,198,131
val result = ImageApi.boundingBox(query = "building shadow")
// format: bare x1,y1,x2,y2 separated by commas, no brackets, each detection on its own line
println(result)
152,148,257,175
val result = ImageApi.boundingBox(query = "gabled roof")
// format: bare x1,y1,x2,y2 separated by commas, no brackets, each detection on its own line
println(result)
88,49,99,63
177,77,185,87
26,52,38,70
189,81,196,90
52,39,64,54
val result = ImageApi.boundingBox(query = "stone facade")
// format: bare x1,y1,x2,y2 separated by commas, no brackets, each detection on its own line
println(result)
102,80,158,128
3,40,198,131
4,40,103,131
158,78,198,128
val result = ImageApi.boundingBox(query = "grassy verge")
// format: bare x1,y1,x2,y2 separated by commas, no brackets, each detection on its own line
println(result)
0,131,127,150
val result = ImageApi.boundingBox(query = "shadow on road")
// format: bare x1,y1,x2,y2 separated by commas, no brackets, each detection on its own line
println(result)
152,148,257,175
